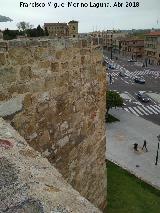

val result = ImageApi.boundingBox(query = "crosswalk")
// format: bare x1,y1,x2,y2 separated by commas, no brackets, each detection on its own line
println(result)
108,70,160,78
123,104,160,117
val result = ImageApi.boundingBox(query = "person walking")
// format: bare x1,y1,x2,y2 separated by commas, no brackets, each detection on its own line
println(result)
133,143,138,151
142,140,148,152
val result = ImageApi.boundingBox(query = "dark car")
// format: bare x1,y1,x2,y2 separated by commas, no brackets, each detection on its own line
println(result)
137,92,150,102
108,64,115,69
134,77,145,84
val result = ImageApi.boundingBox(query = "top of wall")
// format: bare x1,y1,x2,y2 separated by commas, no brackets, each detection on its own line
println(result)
0,37,101,52
0,117,102,213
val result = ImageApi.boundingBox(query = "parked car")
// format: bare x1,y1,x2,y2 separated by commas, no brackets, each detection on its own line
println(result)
119,71,127,77
108,64,115,69
137,92,150,102
134,76,145,84
128,59,137,62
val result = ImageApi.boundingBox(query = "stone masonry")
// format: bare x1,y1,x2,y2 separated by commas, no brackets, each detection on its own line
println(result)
0,117,102,212
0,38,106,210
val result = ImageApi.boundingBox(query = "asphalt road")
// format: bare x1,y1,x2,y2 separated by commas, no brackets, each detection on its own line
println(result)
104,52,160,125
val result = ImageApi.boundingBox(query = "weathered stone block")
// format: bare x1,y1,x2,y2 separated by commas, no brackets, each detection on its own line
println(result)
0,67,17,84
51,62,59,72
19,66,32,80
0,52,6,66
38,60,51,69
55,50,63,59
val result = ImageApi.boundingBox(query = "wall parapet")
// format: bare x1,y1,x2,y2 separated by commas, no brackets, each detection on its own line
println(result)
0,117,102,213
0,37,101,52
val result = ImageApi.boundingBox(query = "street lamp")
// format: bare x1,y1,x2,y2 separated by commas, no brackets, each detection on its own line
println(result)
111,33,113,60
157,134,160,149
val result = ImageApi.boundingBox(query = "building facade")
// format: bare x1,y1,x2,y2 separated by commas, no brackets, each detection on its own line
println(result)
44,21,78,38
120,38,144,59
144,32,160,65
44,23,68,37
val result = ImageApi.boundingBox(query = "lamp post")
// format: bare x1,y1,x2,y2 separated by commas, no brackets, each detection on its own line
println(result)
155,134,160,165
110,33,113,60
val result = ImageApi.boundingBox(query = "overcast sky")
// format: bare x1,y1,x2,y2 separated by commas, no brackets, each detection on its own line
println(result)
0,0,160,32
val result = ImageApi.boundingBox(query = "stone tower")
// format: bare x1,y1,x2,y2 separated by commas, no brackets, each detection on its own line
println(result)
68,20,78,37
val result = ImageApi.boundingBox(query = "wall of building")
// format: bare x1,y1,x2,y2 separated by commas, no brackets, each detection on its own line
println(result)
0,38,107,210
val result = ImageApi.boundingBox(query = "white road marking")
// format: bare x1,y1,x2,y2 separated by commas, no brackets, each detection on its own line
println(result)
146,106,158,114
150,105,160,113
141,105,153,114
128,107,139,116
137,106,149,115
133,107,144,115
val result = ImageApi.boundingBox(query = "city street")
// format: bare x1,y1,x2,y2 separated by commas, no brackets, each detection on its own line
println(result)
104,52,160,125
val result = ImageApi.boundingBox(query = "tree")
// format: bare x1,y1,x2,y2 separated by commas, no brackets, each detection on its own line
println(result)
36,25,44,36
106,90,123,117
3,29,23,40
17,21,33,32
44,27,49,36
26,25,45,37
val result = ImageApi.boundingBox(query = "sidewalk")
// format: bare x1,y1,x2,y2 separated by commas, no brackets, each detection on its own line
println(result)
106,108,160,190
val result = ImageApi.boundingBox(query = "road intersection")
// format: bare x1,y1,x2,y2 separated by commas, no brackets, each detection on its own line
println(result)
105,55,160,125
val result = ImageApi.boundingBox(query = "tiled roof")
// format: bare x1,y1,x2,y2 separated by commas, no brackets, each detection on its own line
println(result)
145,32,160,36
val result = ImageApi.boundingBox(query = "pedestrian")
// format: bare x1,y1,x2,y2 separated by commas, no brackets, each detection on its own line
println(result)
133,143,138,151
155,150,159,165
142,140,148,152
109,74,112,84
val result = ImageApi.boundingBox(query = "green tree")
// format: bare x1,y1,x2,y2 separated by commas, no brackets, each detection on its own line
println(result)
106,90,123,117
44,27,49,36
17,21,33,32
3,29,23,40
36,25,44,36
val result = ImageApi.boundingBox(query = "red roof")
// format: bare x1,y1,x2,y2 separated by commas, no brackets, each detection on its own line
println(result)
145,32,160,36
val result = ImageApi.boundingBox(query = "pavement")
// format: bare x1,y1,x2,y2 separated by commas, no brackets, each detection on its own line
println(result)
106,108,160,190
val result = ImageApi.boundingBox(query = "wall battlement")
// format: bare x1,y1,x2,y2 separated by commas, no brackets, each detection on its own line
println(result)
0,37,100,52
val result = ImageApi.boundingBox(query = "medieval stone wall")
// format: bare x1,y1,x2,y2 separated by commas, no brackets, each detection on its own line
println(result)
0,38,106,210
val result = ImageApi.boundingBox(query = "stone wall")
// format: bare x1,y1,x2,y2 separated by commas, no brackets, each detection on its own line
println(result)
0,38,106,210
0,117,102,213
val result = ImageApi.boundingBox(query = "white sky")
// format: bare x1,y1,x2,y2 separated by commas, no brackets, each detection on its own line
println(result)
0,0,160,32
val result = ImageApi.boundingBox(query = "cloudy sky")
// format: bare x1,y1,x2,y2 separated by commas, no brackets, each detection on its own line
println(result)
0,0,160,32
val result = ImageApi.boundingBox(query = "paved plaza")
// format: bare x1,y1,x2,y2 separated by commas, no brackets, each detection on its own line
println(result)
106,108,160,189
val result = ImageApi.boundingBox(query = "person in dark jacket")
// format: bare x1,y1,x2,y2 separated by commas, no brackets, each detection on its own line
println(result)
142,140,148,152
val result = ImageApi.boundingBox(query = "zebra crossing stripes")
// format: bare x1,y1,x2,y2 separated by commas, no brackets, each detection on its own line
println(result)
124,105,160,116
146,106,158,114
151,105,160,113
140,105,153,114
133,107,143,115
137,106,149,115
128,107,139,116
